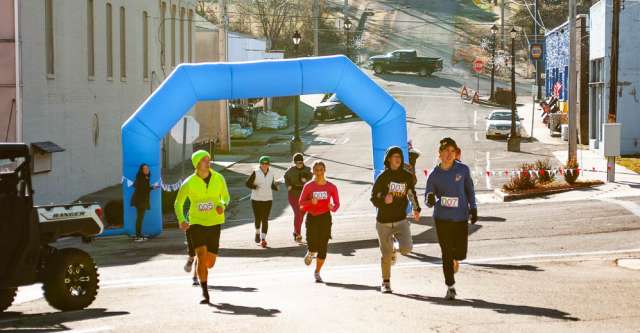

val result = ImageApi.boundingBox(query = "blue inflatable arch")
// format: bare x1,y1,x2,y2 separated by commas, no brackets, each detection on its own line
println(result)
109,55,407,237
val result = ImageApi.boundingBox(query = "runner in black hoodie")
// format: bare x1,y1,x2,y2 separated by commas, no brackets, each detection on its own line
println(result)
371,146,421,293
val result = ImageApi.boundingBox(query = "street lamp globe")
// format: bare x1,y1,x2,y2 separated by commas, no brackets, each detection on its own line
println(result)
510,27,518,39
344,18,352,31
490,24,498,36
292,30,302,46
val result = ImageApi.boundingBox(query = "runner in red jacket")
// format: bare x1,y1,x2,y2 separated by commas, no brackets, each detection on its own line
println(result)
299,161,340,283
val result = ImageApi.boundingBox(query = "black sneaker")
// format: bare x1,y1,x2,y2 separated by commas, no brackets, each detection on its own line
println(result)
254,234,260,243
192,276,199,287
445,287,457,300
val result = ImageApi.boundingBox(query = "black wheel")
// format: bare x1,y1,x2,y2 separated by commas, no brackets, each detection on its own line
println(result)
43,248,99,311
0,288,17,312
373,65,384,74
419,67,429,77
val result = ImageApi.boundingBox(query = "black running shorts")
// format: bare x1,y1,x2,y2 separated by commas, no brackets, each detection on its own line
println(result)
188,224,222,254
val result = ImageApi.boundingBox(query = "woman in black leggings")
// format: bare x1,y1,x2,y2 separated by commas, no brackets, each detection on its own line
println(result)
130,164,158,241
246,156,279,248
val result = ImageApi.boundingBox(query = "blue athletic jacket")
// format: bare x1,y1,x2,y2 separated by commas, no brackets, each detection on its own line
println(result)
425,161,477,222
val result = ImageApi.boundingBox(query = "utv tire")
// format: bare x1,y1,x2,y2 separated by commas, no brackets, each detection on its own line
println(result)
0,288,17,312
419,67,429,77
43,248,99,311
373,65,385,74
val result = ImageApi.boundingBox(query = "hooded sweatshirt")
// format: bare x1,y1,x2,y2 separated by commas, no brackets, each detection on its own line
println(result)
425,161,476,222
174,151,231,226
371,146,421,223
284,165,313,197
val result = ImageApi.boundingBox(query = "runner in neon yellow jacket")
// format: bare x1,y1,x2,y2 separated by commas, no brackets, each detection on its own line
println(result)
174,150,230,304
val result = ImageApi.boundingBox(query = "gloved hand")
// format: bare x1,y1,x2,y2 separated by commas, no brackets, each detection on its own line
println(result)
469,208,478,224
426,192,436,208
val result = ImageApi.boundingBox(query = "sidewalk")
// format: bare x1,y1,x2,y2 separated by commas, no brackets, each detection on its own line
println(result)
518,100,564,145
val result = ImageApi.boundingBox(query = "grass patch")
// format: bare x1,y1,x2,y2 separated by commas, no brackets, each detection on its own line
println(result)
616,155,640,174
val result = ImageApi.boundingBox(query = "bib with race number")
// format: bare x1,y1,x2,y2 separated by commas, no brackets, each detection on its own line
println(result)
198,202,214,212
440,196,459,208
388,182,407,196
312,191,328,200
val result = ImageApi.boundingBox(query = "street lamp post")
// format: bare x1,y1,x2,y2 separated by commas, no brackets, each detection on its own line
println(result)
507,27,520,152
290,31,304,154
489,24,498,101
344,18,352,61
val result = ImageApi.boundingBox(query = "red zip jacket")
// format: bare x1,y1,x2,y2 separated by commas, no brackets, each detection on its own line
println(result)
299,181,340,216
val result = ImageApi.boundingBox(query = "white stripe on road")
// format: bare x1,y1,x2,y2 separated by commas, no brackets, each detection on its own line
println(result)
599,197,640,217
485,151,492,190
474,132,479,142
473,110,478,126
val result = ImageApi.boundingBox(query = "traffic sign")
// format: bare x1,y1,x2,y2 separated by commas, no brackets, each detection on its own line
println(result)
171,115,200,144
531,44,543,59
472,59,484,73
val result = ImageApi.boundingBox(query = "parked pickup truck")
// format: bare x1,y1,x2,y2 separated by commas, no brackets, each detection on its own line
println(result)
1,143,103,312
368,49,443,77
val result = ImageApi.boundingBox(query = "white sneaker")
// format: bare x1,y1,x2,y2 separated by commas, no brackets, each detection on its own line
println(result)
380,281,392,293
304,252,316,266
184,257,194,273
445,287,457,300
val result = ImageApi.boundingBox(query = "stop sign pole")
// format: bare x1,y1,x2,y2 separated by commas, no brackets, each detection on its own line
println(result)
473,59,484,95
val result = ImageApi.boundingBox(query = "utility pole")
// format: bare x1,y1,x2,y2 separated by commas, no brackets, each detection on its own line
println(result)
568,0,578,161
313,0,319,56
534,0,542,100
609,0,621,123
219,0,230,152
501,0,506,49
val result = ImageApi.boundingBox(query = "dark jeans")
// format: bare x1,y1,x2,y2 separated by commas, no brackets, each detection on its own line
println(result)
306,212,332,260
435,220,469,287
135,207,146,237
252,200,273,234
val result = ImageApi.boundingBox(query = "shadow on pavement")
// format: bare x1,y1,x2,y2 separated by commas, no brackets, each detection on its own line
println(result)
323,282,380,291
395,294,579,321
0,308,129,332
208,285,258,292
469,263,543,272
210,303,280,317
375,73,463,89
477,216,506,222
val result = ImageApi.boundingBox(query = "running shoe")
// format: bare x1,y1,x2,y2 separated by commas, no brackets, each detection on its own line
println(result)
314,271,323,283
192,276,199,287
304,251,314,266
445,287,457,300
184,257,194,273
295,234,303,243
380,281,392,294
261,239,268,248
254,234,260,243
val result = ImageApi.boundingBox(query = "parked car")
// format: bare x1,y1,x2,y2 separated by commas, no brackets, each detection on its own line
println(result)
367,49,443,77
485,110,523,138
1,143,104,312
314,94,356,121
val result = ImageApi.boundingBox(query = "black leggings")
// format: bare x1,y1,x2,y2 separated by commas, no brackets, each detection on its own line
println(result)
251,200,272,234
306,212,332,260
435,220,469,287
135,207,146,237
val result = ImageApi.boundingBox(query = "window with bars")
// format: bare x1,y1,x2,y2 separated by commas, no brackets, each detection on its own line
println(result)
120,6,126,80
45,0,55,76
143,11,149,80
87,0,95,78
106,3,113,79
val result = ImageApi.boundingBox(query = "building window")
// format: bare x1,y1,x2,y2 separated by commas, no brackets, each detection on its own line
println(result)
106,3,113,79
171,4,176,67
180,7,185,63
160,2,166,68
87,0,95,78
45,0,54,76
188,9,193,62
143,11,149,80
589,58,605,141
120,6,126,80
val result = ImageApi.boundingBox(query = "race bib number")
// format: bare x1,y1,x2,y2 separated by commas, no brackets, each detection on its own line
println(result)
198,202,214,212
312,191,328,200
440,196,459,208
388,182,407,196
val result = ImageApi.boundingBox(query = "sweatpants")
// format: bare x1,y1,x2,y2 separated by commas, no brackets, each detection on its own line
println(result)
288,192,305,235
306,212,332,260
376,220,413,280
252,200,273,235
435,220,469,287
135,207,146,237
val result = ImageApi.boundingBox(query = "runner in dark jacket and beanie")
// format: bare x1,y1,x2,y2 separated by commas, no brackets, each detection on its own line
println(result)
284,153,313,243
371,146,421,293
130,163,158,241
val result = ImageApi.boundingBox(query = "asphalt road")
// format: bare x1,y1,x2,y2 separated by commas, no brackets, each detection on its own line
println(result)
3,1,640,332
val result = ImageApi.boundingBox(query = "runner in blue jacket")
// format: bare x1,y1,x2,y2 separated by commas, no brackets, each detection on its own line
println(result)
425,137,478,300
